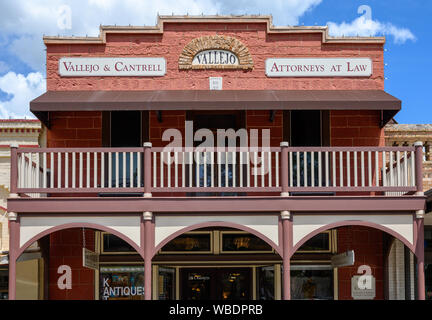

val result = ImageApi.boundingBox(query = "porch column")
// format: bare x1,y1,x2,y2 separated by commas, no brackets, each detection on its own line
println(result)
280,142,289,197
143,142,152,198
8,212,19,300
143,211,153,300
281,210,292,300
416,210,425,300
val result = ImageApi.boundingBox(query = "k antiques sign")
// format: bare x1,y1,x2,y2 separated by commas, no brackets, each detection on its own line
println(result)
179,35,254,70
265,58,372,77
59,57,166,77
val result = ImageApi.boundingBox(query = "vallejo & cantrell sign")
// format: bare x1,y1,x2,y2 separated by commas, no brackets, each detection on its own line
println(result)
265,58,372,77
59,57,166,77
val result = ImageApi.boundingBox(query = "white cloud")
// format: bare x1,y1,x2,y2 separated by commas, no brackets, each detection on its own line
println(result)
0,72,45,119
327,15,416,44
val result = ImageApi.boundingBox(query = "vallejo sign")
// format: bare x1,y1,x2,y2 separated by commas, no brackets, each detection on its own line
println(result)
265,58,372,77
59,57,166,77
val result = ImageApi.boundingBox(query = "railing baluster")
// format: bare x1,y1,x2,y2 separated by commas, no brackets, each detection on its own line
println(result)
325,151,329,187
226,152,229,187
218,151,222,188
375,151,379,187
339,151,343,187
160,152,164,188
153,151,157,188
253,152,257,188
239,150,243,187
382,151,386,187
396,151,401,187
389,151,394,187
361,151,365,187
311,151,315,187
276,151,279,188
181,151,185,188
43,153,47,188
115,152,119,188
72,152,76,188
57,153,62,188
354,151,358,187
332,151,336,187
122,152,126,188
268,151,272,187
303,151,308,187
94,152,98,188
246,151,250,188
260,150,264,187
64,152,68,188
318,151,322,187
108,152,112,188
368,151,372,187
174,152,178,188
189,151,193,188
288,151,292,187
410,151,415,187
346,151,350,187
196,151,200,187
403,151,408,186
87,152,91,188
167,151,171,188
233,151,237,188
51,152,54,189
296,152,300,187
101,152,105,188
129,152,133,188
211,151,214,188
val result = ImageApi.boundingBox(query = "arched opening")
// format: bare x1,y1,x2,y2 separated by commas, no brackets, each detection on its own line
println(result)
153,226,282,300
289,224,417,300
14,226,144,300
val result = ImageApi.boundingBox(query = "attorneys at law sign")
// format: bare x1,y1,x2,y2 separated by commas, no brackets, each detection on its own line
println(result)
59,57,166,76
265,58,372,77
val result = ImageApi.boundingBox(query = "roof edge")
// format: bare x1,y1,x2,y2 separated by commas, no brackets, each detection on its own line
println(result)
43,15,386,45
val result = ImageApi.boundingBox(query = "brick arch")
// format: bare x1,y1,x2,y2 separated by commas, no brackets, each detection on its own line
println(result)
178,35,254,70
17,223,144,260
291,221,416,258
152,221,282,257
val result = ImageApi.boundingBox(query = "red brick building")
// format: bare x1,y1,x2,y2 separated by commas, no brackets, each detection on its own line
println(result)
6,15,426,300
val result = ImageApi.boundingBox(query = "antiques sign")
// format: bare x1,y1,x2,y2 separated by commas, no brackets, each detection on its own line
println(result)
265,58,372,77
59,57,166,77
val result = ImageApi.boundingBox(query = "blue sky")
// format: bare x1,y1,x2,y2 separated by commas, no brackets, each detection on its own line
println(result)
0,0,429,123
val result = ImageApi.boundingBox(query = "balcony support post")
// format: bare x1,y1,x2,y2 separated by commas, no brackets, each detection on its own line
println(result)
415,210,425,300
281,210,292,300
280,142,289,197
414,141,423,195
143,142,152,197
8,212,19,300
143,211,153,300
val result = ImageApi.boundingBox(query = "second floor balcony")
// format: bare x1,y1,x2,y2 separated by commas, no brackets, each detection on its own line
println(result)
10,143,424,199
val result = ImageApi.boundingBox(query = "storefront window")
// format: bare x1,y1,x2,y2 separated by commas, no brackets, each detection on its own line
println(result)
257,266,274,300
158,267,175,300
99,266,144,300
160,232,212,253
0,267,7,300
291,265,334,300
297,232,331,252
102,233,136,253
221,232,273,253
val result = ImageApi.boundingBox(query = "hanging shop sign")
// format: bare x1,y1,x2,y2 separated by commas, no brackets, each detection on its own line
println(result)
265,58,372,77
82,248,99,270
179,35,253,70
59,57,166,77
331,250,355,268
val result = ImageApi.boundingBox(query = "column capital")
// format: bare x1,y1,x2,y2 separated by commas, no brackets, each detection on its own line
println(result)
280,141,289,147
280,210,291,220
8,212,18,221
10,143,19,149
414,141,423,147
143,142,152,148
416,209,425,219
143,211,153,221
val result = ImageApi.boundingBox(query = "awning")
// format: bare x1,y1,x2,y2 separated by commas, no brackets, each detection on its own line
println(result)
30,90,401,127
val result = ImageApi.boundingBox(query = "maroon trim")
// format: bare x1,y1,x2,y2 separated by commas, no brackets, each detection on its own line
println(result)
16,222,144,260
291,220,416,256
144,218,153,300
415,144,424,193
152,221,282,257
10,146,18,194
416,218,425,300
7,196,426,213
8,217,20,300
282,218,292,300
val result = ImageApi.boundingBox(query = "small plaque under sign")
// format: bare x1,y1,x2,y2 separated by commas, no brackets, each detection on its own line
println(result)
209,77,223,90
